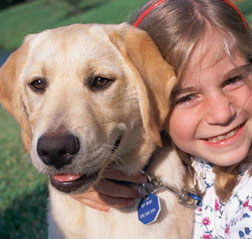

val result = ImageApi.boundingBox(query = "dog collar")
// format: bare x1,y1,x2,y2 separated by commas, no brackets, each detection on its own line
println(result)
138,171,202,208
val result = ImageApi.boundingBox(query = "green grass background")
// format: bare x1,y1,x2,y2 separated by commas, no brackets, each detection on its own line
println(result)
0,0,148,51
0,0,251,238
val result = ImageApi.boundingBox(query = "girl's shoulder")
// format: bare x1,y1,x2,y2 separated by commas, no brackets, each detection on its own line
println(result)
225,172,252,239
229,168,252,210
233,164,252,197
193,160,252,239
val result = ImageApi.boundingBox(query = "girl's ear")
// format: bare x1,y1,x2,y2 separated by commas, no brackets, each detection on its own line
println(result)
0,40,32,153
108,23,177,146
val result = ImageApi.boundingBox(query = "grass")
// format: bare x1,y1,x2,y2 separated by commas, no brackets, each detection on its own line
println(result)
0,0,251,238
0,107,48,239
0,0,148,51
237,0,252,18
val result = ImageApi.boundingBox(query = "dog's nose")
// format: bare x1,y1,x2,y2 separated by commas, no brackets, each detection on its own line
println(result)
37,133,80,169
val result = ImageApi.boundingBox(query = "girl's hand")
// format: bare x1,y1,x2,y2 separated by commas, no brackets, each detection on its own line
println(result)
71,168,147,212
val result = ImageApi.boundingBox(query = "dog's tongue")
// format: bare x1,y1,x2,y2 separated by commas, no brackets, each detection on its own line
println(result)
53,174,82,182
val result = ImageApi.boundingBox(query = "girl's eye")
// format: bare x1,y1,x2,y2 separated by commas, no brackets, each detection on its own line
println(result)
173,94,196,105
222,75,243,88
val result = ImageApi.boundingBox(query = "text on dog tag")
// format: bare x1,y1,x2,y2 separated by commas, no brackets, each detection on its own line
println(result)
137,193,161,225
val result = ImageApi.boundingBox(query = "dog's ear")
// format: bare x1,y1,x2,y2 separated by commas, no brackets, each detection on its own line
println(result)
0,50,19,115
107,24,177,146
0,38,33,152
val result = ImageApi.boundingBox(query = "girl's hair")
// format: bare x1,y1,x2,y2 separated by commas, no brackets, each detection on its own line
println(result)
131,0,251,78
131,0,252,202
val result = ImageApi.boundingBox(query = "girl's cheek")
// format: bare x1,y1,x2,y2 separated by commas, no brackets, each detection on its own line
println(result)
240,87,252,115
167,109,195,141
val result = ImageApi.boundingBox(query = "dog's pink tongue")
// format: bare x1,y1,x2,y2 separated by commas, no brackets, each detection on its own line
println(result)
53,174,82,182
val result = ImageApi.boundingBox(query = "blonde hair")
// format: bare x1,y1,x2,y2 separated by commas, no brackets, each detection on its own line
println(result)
131,0,252,202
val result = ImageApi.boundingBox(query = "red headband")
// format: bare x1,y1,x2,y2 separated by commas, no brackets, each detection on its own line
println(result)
223,0,248,30
134,0,167,27
134,0,248,30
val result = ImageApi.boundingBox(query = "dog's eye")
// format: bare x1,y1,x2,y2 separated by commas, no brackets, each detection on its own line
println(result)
90,76,114,91
29,78,47,93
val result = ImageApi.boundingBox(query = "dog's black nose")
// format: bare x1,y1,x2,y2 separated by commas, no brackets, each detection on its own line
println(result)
37,133,80,169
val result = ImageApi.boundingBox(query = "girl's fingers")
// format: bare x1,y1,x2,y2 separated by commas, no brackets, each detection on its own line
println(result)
72,190,135,212
71,170,146,212
94,179,141,198
102,168,147,184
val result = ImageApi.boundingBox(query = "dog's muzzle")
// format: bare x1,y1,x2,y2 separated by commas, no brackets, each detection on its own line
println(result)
36,132,122,193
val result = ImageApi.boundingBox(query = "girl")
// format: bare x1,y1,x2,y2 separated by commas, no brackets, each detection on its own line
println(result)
72,0,252,238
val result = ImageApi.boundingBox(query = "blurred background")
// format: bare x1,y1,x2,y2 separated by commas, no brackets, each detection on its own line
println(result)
0,0,251,238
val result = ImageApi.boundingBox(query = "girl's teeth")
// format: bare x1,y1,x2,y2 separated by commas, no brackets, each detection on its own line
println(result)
226,130,235,138
211,138,218,143
208,128,237,143
217,135,225,141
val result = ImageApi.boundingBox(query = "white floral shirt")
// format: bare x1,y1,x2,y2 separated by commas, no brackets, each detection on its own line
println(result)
192,158,252,239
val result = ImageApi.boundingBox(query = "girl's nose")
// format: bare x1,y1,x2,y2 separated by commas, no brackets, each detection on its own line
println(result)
205,94,236,126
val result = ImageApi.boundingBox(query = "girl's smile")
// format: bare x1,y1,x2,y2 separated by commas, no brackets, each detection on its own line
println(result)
201,121,246,146
167,27,252,166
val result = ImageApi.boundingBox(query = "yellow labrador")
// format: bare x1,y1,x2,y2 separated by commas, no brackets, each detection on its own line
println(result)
0,23,194,239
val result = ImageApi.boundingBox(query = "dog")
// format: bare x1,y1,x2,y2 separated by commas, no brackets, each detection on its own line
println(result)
0,23,195,239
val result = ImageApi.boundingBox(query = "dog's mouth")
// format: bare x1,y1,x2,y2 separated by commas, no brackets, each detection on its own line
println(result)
50,136,122,193
112,136,122,153
50,171,100,193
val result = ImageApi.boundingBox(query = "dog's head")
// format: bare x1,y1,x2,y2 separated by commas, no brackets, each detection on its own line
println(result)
0,23,177,193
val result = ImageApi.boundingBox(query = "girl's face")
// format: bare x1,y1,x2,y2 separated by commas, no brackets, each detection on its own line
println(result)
168,29,252,166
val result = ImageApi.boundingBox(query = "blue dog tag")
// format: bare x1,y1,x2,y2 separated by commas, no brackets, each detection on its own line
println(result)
137,193,161,225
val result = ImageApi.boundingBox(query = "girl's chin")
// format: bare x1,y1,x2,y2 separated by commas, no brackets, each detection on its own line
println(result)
195,147,249,167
